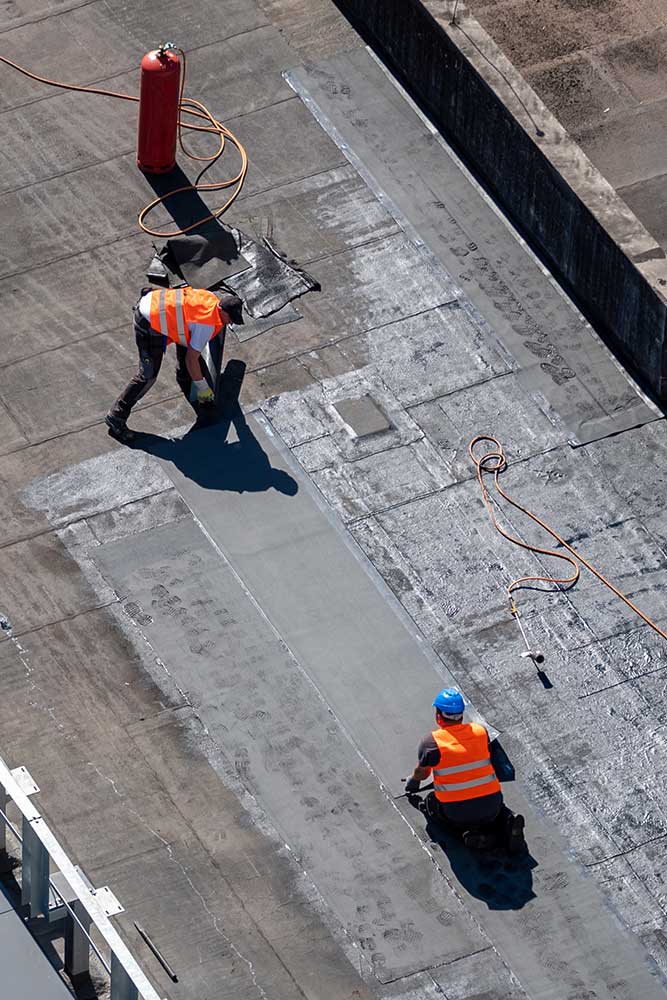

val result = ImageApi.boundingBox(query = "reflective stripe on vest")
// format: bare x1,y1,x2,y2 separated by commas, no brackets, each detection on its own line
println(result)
434,757,491,776
158,289,168,338
153,288,188,346
149,287,222,346
174,289,187,346
434,773,498,793
431,723,501,804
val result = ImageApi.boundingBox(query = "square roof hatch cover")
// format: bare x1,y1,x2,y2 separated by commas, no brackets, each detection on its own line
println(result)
333,395,393,437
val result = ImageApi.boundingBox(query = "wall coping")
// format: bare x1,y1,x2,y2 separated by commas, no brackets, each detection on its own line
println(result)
422,0,667,301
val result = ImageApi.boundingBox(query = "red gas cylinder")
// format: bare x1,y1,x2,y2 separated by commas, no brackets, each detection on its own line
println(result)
137,45,181,174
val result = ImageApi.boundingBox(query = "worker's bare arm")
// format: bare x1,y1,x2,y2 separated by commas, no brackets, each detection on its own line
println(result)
185,346,203,382
411,765,431,782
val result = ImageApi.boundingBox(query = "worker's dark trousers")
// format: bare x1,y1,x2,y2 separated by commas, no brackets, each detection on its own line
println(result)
108,303,198,423
427,792,510,831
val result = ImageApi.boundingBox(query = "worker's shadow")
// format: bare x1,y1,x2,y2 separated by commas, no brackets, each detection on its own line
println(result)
131,363,298,496
408,796,537,911
133,406,297,495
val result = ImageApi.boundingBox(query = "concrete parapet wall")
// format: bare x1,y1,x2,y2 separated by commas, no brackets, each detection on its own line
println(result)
334,0,667,399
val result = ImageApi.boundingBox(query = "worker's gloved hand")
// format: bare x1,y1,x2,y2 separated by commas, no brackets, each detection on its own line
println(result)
404,777,421,793
193,379,215,405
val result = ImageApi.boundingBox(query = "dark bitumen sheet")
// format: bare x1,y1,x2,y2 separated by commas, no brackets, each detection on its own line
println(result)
227,230,319,318
147,229,318,319
233,301,303,342
285,50,659,446
166,233,250,287
5,1,667,994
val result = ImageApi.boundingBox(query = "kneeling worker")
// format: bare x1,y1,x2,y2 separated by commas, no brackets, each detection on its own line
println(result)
405,688,525,852
106,285,244,444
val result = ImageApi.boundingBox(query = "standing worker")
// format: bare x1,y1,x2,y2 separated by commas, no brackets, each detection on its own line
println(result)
405,688,526,852
106,285,244,444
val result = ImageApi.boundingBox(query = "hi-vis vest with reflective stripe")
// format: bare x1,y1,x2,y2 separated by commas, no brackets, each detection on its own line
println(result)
148,287,223,347
431,722,501,803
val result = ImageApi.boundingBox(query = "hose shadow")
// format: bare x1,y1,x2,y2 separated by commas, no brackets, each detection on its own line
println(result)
145,164,238,243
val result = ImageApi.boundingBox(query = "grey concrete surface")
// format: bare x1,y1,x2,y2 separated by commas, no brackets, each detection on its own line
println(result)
2,1,667,999
465,0,667,256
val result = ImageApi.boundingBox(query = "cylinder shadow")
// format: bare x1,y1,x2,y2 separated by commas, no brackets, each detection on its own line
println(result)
144,164,238,244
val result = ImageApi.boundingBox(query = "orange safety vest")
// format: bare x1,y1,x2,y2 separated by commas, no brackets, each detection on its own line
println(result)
431,722,501,804
148,287,223,347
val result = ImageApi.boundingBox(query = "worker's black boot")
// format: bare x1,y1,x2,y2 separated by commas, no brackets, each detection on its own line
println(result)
463,827,497,851
506,813,526,855
105,414,136,444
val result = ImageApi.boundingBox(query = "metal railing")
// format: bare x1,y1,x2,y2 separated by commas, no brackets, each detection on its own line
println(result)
0,756,166,1000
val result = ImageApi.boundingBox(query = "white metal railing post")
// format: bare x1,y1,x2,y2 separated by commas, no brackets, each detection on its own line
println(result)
0,755,166,1000
111,952,140,1000
64,897,92,980
21,815,50,917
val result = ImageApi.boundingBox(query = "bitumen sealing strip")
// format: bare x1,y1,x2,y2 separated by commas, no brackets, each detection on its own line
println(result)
284,48,660,447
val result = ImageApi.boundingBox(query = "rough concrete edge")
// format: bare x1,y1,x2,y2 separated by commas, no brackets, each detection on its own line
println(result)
332,0,667,398
427,3,667,269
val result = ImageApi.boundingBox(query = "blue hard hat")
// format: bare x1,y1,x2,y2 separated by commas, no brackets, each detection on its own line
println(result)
433,688,465,717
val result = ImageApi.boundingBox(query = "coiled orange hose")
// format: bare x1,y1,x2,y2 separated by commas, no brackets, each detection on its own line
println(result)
469,434,667,642
0,49,247,237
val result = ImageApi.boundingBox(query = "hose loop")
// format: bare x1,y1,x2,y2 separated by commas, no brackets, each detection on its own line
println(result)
470,434,667,644
0,51,247,238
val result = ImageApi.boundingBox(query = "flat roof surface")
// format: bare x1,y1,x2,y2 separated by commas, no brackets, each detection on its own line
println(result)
1,2,667,999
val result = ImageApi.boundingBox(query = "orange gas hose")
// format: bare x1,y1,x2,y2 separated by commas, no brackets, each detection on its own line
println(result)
0,49,247,237
469,434,667,643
